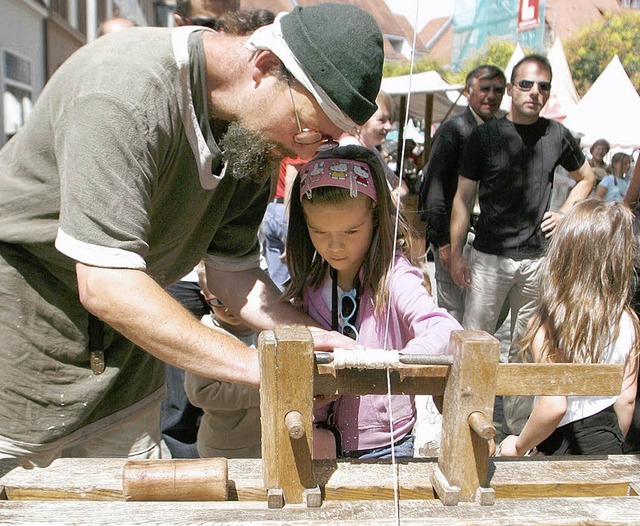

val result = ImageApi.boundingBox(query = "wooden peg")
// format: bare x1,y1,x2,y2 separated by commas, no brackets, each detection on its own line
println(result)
468,411,496,441
122,459,228,501
285,411,306,440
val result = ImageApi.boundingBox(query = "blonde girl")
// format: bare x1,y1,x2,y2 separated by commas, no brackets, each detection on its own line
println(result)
284,145,461,459
500,199,639,456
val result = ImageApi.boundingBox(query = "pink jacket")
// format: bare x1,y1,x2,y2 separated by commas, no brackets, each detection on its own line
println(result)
304,255,461,452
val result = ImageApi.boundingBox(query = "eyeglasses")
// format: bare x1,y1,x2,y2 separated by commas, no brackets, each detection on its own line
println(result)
202,293,225,309
287,81,339,152
183,16,224,30
339,289,359,340
515,79,551,93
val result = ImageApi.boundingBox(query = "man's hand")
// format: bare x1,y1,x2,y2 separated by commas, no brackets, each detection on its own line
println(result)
497,434,520,456
438,244,452,269
308,326,360,351
450,253,472,288
541,210,565,238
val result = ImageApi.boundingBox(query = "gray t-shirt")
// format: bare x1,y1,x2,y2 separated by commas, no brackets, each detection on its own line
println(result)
0,27,270,443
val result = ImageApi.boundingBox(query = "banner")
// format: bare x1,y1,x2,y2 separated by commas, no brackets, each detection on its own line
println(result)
517,0,540,32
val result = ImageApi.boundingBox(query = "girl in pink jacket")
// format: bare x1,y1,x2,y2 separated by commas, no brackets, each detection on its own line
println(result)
284,145,461,459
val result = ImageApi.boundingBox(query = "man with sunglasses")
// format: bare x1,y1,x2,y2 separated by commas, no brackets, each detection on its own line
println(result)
450,54,595,436
420,64,506,323
0,4,383,466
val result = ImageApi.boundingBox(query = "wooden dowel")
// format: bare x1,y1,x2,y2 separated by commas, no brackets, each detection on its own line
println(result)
122,459,228,501
467,411,496,441
285,410,305,439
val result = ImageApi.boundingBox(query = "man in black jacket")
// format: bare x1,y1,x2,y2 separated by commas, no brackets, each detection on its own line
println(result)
420,65,506,321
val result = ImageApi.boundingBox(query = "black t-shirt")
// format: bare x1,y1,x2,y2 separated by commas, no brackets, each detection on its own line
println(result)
460,117,584,258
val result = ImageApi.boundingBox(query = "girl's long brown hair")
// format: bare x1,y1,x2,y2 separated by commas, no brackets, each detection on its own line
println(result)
283,145,416,313
520,199,640,364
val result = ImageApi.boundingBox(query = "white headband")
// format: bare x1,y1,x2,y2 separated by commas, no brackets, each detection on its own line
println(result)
245,13,357,133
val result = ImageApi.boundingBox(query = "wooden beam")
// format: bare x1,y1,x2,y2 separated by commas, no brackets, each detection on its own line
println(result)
422,93,434,166
260,327,316,506
314,365,448,396
2,456,640,524
2,456,640,503
1,496,640,525
435,330,499,504
314,354,623,398
495,363,624,396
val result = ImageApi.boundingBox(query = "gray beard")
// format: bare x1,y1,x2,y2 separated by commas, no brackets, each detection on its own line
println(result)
219,122,282,183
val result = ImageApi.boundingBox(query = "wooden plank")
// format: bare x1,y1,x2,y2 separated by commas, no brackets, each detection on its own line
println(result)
260,328,316,506
496,363,624,396
4,455,639,504
0,496,639,525
315,361,623,397
314,366,448,396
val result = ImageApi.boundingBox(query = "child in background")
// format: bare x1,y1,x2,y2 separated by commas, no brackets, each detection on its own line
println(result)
284,145,461,459
500,199,639,456
596,152,632,202
184,271,260,459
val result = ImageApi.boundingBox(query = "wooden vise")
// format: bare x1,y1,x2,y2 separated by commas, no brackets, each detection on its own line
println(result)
259,327,625,508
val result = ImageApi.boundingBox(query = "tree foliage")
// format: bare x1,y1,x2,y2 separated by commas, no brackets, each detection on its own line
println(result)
447,39,518,85
383,56,447,79
563,10,640,96
383,38,518,84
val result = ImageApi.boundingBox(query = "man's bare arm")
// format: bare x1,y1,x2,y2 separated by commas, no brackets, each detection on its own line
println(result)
205,265,357,351
76,263,260,387
449,176,478,288
542,161,596,238
561,160,596,211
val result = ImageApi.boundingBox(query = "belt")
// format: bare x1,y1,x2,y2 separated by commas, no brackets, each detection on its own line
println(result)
272,197,284,204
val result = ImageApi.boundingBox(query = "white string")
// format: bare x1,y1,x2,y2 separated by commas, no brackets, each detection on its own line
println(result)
382,2,422,524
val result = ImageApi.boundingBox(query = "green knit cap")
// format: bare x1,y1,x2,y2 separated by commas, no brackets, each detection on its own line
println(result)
280,3,384,126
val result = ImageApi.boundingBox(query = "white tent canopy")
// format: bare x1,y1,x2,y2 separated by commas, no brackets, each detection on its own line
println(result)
563,55,640,148
540,38,580,120
500,43,525,112
380,70,465,124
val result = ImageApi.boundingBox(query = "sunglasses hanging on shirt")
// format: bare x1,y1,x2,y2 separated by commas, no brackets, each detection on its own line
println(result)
331,267,360,341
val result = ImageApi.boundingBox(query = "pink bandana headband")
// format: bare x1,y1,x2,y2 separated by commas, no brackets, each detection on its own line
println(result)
299,158,378,204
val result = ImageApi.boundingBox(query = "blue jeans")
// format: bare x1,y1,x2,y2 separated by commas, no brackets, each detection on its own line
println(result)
261,201,290,290
343,434,415,460
160,280,208,458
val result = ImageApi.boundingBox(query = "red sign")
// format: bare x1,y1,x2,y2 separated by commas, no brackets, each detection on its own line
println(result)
517,0,540,32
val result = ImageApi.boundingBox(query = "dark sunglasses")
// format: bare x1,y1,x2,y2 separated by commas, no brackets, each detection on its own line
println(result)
184,16,224,30
515,79,551,92
339,290,359,340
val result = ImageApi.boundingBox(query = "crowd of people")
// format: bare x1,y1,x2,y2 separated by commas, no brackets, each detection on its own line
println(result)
0,0,637,471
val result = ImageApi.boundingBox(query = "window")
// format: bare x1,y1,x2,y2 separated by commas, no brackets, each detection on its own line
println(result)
50,0,82,31
2,50,33,143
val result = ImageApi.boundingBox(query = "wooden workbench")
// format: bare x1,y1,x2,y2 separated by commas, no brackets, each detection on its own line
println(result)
1,455,639,524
